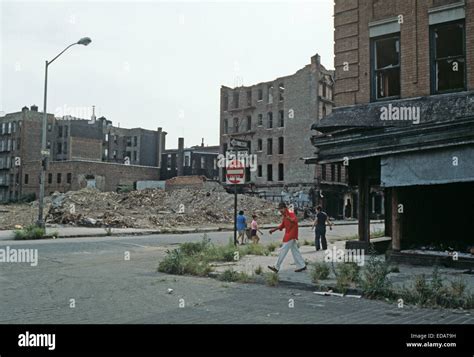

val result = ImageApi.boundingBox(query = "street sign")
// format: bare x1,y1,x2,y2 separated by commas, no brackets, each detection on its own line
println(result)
230,138,248,149
41,149,50,157
226,159,245,185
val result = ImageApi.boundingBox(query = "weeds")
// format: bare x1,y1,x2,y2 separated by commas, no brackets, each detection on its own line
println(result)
360,254,392,299
218,269,254,283
335,262,360,293
14,225,46,240
254,265,263,275
264,272,279,287
310,262,330,283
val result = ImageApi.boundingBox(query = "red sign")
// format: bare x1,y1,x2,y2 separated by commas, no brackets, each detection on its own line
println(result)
226,159,245,185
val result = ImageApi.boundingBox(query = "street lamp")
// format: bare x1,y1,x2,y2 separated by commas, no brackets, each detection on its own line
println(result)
37,37,92,228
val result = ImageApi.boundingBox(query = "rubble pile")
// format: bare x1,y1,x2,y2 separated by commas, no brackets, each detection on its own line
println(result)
45,188,280,228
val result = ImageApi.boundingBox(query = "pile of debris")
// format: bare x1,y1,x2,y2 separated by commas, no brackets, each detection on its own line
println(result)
45,187,280,228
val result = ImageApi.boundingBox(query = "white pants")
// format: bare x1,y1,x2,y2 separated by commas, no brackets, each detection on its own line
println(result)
275,239,306,271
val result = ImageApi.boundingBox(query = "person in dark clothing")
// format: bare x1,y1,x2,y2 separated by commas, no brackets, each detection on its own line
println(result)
312,205,333,251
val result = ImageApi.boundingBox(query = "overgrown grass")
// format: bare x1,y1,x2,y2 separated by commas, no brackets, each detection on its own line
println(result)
310,262,330,283
359,254,393,299
335,262,360,293
254,265,263,275
264,272,279,287
218,269,254,283
13,225,46,240
158,235,280,278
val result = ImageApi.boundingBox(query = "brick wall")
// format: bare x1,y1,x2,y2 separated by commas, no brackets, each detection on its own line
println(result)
334,0,474,106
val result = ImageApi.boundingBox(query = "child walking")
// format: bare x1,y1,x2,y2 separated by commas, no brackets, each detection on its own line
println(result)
250,214,263,244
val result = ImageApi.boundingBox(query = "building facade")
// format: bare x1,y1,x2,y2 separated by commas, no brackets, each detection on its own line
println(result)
160,138,219,180
220,54,346,215
0,106,165,202
309,0,474,251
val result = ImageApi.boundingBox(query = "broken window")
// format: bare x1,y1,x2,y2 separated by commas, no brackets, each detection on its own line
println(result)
268,85,273,104
267,164,273,181
48,173,52,184
257,114,263,126
267,138,273,155
278,137,284,154
279,83,284,101
278,164,284,181
258,89,263,101
233,118,239,133
372,35,400,100
278,111,284,127
24,174,28,185
257,165,262,177
267,112,273,129
233,91,239,109
223,93,229,111
246,90,252,106
257,139,263,151
224,119,228,134
246,116,252,131
431,20,466,93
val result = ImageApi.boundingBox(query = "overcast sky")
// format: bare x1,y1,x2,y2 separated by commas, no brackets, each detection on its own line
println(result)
0,0,334,149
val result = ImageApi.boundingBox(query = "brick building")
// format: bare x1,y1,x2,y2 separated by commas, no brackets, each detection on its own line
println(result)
309,0,474,252
0,106,165,202
220,54,347,215
160,138,219,180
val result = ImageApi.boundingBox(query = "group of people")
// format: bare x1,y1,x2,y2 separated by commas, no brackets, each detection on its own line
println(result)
236,204,333,273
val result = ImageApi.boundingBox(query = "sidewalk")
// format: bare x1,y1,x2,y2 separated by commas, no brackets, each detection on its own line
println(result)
0,219,384,241
211,241,474,294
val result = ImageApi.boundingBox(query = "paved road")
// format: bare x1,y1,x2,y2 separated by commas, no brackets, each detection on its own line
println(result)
0,224,472,324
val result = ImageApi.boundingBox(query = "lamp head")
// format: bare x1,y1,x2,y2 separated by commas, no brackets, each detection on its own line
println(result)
77,37,92,46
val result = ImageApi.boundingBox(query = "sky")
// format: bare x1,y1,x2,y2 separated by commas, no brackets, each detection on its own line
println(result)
0,0,334,149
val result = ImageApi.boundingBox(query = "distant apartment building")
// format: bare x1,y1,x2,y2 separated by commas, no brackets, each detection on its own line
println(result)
220,54,346,215
160,138,219,180
0,105,166,202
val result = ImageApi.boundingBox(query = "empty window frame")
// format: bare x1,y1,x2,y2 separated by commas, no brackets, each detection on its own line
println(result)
246,90,252,106
267,112,273,129
278,163,284,181
223,93,229,111
258,89,263,101
267,85,273,104
278,137,284,154
48,173,52,184
57,173,62,184
430,20,466,94
233,91,239,109
246,115,252,131
257,139,263,151
278,110,284,127
24,174,29,185
267,138,273,155
267,164,273,181
257,165,263,177
371,34,401,100
233,118,239,133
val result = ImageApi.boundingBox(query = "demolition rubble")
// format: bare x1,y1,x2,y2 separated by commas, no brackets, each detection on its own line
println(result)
0,188,281,229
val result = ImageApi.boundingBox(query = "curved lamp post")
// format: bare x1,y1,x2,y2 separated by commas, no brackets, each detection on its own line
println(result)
37,37,92,228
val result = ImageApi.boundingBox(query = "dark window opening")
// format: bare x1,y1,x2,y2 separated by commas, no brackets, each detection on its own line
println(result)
258,89,263,101
246,116,252,131
257,139,263,151
431,20,466,93
48,173,52,184
267,138,273,155
278,137,284,154
57,173,62,184
246,90,252,106
233,118,239,133
267,112,273,129
223,93,229,111
278,163,284,181
233,91,239,109
321,164,326,181
267,164,273,181
257,165,263,177
258,114,263,126
24,174,29,185
278,110,284,127
372,35,401,100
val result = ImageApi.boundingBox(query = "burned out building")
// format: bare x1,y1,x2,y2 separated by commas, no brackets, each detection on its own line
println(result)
160,138,219,180
308,0,474,253
0,106,165,202
220,54,348,214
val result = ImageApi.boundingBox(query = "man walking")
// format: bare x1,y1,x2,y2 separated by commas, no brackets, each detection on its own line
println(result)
267,202,306,273
312,205,333,251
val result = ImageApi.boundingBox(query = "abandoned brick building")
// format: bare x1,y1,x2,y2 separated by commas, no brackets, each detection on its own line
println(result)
220,54,349,216
160,138,219,180
0,106,165,202
309,0,474,252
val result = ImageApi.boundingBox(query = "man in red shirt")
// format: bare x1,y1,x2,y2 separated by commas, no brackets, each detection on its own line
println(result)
268,202,307,273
